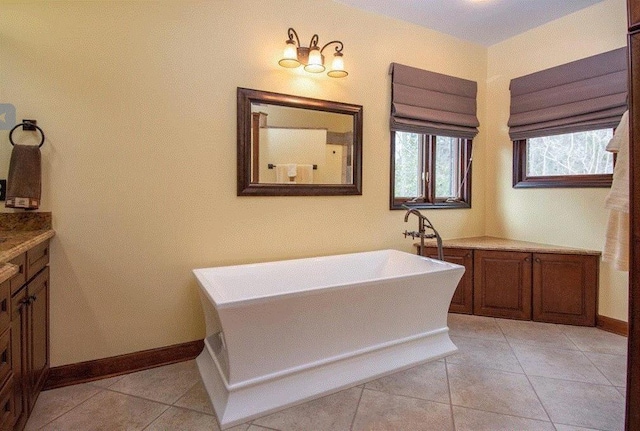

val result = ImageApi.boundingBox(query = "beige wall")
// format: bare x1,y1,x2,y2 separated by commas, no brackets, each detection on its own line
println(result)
485,0,629,321
0,1,488,366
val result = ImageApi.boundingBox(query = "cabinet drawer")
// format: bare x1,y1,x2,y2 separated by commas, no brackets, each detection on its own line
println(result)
0,375,14,430
0,281,9,336
26,240,49,282
8,254,26,295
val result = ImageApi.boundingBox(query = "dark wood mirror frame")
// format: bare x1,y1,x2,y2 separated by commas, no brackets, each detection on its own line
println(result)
237,87,363,196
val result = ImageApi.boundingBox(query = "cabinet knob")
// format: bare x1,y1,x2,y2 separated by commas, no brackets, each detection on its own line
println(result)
524,257,530,262
535,258,541,263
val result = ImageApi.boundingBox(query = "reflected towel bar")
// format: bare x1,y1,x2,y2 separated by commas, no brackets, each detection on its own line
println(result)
268,164,317,170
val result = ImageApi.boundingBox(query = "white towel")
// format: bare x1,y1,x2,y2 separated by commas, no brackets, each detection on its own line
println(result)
287,164,297,177
605,110,629,212
296,164,314,184
275,165,289,183
603,110,629,271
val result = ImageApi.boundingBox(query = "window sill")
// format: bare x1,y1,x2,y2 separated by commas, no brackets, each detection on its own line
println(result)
513,175,612,188
391,200,471,210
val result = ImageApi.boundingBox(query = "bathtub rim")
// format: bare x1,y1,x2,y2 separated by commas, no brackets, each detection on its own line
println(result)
193,248,464,310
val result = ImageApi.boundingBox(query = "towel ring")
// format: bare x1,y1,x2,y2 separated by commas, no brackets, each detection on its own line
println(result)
9,122,45,148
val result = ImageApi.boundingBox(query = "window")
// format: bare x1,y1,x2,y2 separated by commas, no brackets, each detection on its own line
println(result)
391,131,472,209
513,129,614,188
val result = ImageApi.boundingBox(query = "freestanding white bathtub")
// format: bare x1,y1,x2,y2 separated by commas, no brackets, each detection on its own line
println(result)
193,249,464,428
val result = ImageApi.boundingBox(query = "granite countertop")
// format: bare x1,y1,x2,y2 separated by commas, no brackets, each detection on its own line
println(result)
416,235,601,256
0,212,55,284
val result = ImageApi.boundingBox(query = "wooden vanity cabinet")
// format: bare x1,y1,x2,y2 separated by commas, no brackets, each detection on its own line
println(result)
418,239,598,326
5,240,50,431
473,250,532,320
421,247,474,314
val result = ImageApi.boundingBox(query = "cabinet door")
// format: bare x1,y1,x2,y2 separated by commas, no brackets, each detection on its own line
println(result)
474,250,532,320
27,267,49,411
422,247,473,314
532,253,598,326
10,287,27,430
630,0,640,31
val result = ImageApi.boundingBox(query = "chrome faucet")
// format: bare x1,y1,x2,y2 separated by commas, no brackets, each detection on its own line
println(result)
402,205,444,261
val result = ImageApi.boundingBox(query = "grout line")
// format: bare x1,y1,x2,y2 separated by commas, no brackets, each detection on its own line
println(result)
349,385,365,431
140,403,171,431
500,324,556,426
31,385,106,430
444,358,457,431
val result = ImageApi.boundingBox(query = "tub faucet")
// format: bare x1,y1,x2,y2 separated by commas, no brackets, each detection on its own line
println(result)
402,205,444,261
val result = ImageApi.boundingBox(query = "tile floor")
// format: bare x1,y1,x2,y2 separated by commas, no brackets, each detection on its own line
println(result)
26,314,628,431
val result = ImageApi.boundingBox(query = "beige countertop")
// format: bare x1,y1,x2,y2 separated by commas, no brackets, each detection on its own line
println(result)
416,236,601,256
0,212,55,284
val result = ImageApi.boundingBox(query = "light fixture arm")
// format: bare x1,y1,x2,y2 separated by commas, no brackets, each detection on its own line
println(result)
320,40,344,54
286,28,301,47
309,34,320,49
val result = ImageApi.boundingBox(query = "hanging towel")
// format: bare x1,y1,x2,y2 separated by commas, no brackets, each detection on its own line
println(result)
296,164,314,184
603,110,629,270
286,164,297,177
275,165,289,183
5,144,41,210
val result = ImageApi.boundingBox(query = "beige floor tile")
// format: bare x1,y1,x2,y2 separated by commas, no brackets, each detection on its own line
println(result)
584,351,627,387
448,313,506,341
452,406,555,431
39,390,168,431
109,360,201,404
246,426,275,431
558,325,627,355
448,335,523,373
496,318,577,350
26,383,102,430
512,343,610,384
145,406,220,431
352,389,453,431
89,374,126,388
529,376,625,431
173,380,215,415
252,387,361,431
364,360,450,403
447,363,548,420
617,386,626,397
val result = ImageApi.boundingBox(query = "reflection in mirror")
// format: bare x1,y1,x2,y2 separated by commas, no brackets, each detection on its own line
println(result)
238,88,363,196
251,105,353,185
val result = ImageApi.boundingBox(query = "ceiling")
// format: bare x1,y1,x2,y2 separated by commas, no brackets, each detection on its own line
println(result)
333,0,606,46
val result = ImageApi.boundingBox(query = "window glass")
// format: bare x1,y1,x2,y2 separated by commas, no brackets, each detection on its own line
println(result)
526,129,613,177
435,136,459,198
394,131,422,199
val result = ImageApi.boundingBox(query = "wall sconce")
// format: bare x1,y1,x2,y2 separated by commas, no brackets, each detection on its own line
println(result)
278,28,348,78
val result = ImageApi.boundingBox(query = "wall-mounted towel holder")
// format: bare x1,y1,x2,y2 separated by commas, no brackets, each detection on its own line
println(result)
268,164,317,170
9,120,45,148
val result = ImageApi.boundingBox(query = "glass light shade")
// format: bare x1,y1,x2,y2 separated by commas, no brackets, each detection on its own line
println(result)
278,41,300,68
304,47,325,73
327,53,348,78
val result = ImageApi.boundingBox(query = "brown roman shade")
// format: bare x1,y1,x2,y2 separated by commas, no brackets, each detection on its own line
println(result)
508,47,628,140
390,63,479,139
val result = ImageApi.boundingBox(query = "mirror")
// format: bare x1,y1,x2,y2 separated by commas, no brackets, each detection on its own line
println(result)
237,87,363,196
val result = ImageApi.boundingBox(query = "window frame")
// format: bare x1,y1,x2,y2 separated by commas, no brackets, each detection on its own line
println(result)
512,133,614,188
390,131,472,210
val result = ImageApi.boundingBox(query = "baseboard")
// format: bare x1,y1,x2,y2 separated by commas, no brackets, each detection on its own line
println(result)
596,315,629,336
44,339,204,390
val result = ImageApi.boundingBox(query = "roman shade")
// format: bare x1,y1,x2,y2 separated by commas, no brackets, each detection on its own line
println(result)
508,47,628,140
390,63,479,139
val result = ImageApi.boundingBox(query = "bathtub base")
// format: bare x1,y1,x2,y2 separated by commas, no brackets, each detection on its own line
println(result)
197,327,457,429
